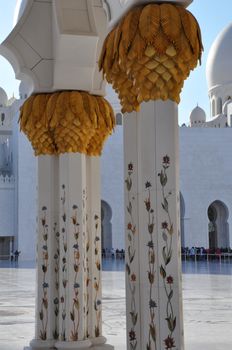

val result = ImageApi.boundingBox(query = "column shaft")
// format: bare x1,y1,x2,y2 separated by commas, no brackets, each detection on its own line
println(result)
56,153,91,348
30,155,59,350
124,100,184,350
27,154,113,350
86,157,112,349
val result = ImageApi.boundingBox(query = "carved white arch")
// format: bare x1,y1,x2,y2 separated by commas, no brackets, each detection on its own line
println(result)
1,0,108,95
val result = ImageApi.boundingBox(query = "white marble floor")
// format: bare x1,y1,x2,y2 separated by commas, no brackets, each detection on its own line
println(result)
1,263,232,350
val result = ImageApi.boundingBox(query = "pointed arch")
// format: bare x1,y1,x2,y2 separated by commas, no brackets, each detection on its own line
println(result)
208,200,229,249
216,97,222,114
101,200,113,252
212,98,216,116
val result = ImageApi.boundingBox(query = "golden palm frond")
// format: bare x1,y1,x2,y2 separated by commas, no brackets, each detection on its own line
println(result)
19,91,115,156
99,3,203,113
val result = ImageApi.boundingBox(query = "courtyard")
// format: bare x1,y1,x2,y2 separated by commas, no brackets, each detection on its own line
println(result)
0,260,232,350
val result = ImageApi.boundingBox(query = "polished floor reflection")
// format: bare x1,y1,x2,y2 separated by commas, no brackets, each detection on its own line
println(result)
0,260,232,349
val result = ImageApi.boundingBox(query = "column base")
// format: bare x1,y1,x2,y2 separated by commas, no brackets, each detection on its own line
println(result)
24,345,114,350
91,336,114,350
24,339,56,350
24,337,114,350
91,345,114,350
55,339,92,349
24,348,55,350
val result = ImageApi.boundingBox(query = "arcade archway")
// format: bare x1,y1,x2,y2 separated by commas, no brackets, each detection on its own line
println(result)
180,192,185,247
208,200,229,249
101,200,113,252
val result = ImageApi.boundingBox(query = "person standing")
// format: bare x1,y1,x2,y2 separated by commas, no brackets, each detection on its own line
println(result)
10,251,14,262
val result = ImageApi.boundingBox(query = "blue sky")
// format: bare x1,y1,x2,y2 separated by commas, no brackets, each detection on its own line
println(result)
0,0,19,99
0,0,231,124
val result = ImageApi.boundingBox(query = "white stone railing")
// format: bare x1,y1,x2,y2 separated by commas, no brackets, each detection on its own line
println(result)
0,174,14,187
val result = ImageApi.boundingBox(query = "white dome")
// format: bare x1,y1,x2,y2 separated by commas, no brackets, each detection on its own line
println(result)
190,106,206,126
206,23,232,90
0,88,8,107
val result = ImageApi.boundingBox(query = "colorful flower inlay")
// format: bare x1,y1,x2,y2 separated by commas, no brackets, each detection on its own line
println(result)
159,156,176,349
125,163,138,350
70,204,81,341
53,222,59,340
84,189,90,339
94,214,101,338
39,206,49,340
60,184,67,341
144,181,157,350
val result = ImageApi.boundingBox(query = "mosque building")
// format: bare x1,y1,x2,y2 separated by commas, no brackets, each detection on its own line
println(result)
0,82,36,260
0,88,16,258
1,16,232,260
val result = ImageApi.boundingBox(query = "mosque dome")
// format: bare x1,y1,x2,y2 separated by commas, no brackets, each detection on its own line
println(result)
190,106,206,126
0,88,8,107
206,23,232,90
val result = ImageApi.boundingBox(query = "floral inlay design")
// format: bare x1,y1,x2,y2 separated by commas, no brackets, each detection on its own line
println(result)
85,233,90,338
70,204,81,341
94,214,101,338
84,189,90,339
125,163,138,350
60,184,67,341
144,181,157,350
159,156,176,349
39,206,49,340
53,222,60,340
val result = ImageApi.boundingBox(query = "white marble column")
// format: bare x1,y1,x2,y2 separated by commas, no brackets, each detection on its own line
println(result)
25,153,114,350
86,157,113,350
49,154,113,350
55,153,91,349
124,100,184,350
29,156,60,350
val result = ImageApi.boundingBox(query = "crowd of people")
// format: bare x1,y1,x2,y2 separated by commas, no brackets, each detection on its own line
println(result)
181,246,232,260
102,246,232,261
102,248,125,259
7,247,232,262
10,250,21,262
